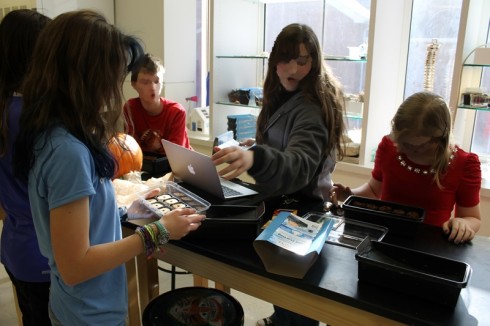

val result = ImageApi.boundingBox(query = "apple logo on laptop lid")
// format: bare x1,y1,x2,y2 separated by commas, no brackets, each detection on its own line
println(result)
187,164,196,175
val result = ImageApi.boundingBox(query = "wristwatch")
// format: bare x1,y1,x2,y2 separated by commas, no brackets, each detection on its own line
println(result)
154,221,170,246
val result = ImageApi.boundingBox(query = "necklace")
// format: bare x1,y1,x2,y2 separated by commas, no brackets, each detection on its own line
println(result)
397,147,457,175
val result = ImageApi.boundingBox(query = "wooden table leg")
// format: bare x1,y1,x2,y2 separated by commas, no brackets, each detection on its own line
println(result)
136,254,159,310
193,274,230,293
193,274,209,287
214,282,231,294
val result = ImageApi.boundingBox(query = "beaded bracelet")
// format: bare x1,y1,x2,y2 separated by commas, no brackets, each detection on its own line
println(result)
135,226,157,257
144,224,157,244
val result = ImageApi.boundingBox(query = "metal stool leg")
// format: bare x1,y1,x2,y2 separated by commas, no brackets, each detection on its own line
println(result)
158,264,191,290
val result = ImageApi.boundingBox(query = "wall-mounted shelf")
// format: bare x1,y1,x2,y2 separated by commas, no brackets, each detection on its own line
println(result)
458,54,490,112
458,105,490,111
216,54,367,62
463,63,490,67
216,101,261,108
216,55,267,59
324,55,367,62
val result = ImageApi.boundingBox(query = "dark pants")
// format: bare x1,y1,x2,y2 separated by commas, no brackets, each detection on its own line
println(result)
5,267,51,326
271,305,319,326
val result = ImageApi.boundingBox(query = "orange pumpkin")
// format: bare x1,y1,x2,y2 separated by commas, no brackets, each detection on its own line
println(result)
108,133,143,179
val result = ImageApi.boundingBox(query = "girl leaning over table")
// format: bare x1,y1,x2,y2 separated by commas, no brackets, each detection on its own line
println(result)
333,91,481,245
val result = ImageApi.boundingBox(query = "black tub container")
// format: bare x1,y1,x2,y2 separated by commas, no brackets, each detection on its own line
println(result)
142,152,171,177
356,239,471,308
342,195,425,237
186,203,265,240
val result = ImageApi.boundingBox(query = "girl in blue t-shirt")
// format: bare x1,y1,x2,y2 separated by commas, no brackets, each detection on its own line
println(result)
13,10,205,326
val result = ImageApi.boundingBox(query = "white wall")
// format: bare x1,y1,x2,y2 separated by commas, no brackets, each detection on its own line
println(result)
36,0,113,21
360,0,412,165
114,0,164,100
0,0,35,10
210,0,264,137
114,0,197,108
163,0,197,109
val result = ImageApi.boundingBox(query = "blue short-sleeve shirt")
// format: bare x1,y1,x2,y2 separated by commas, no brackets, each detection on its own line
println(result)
28,127,127,326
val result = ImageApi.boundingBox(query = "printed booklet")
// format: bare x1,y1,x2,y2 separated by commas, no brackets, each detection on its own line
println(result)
253,211,334,278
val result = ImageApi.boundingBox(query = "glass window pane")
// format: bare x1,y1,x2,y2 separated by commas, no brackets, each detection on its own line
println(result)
405,0,463,101
264,0,370,95
264,1,324,52
471,38,490,179
324,0,370,95
264,0,371,162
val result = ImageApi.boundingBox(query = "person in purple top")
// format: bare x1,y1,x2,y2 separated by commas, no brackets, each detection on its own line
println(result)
0,9,52,326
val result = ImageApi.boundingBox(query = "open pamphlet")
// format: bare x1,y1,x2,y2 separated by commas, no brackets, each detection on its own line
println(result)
253,211,334,278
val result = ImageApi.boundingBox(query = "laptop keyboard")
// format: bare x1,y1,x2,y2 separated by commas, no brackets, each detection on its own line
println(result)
221,184,242,197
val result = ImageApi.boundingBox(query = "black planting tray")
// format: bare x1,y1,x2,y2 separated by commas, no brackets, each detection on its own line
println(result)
343,195,425,237
355,239,471,308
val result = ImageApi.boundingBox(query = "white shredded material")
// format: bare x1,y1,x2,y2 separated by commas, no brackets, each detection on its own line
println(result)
112,172,174,207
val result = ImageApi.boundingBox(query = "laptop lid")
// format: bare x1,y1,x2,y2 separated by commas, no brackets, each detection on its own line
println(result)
161,139,258,199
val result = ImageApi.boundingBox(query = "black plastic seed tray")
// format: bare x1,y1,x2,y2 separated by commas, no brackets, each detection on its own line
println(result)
186,203,265,240
343,195,425,237
356,239,471,308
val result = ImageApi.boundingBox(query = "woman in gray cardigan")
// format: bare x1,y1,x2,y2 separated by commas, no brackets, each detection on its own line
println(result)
213,23,345,203
212,23,346,326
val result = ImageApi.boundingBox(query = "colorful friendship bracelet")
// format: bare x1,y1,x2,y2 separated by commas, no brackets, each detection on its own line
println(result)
136,221,171,257
136,226,157,257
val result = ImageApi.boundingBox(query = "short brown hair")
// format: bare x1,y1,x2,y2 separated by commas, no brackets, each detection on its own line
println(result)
130,53,164,82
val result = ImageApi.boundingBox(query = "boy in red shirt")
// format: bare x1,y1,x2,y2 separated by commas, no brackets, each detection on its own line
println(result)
124,53,192,155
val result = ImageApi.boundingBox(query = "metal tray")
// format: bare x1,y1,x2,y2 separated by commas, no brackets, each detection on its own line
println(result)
303,212,388,249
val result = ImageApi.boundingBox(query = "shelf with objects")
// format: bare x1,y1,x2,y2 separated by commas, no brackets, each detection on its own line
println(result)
209,0,376,166
330,54,367,164
214,54,367,165
454,44,490,181
215,55,367,108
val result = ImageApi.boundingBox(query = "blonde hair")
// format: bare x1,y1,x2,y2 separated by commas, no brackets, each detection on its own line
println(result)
390,91,453,188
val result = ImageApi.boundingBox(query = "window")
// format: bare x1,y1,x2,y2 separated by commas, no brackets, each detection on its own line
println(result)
263,0,371,152
469,25,490,179
404,0,463,101
264,0,371,95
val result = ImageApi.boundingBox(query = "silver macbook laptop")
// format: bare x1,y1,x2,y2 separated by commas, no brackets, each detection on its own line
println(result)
161,139,258,199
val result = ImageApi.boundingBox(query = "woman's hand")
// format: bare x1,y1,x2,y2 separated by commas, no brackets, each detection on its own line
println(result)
141,129,162,152
160,208,205,240
211,146,254,180
126,188,163,220
239,138,256,147
331,183,353,202
443,218,476,244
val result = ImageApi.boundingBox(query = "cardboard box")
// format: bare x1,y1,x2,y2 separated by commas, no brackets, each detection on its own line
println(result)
254,211,334,278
